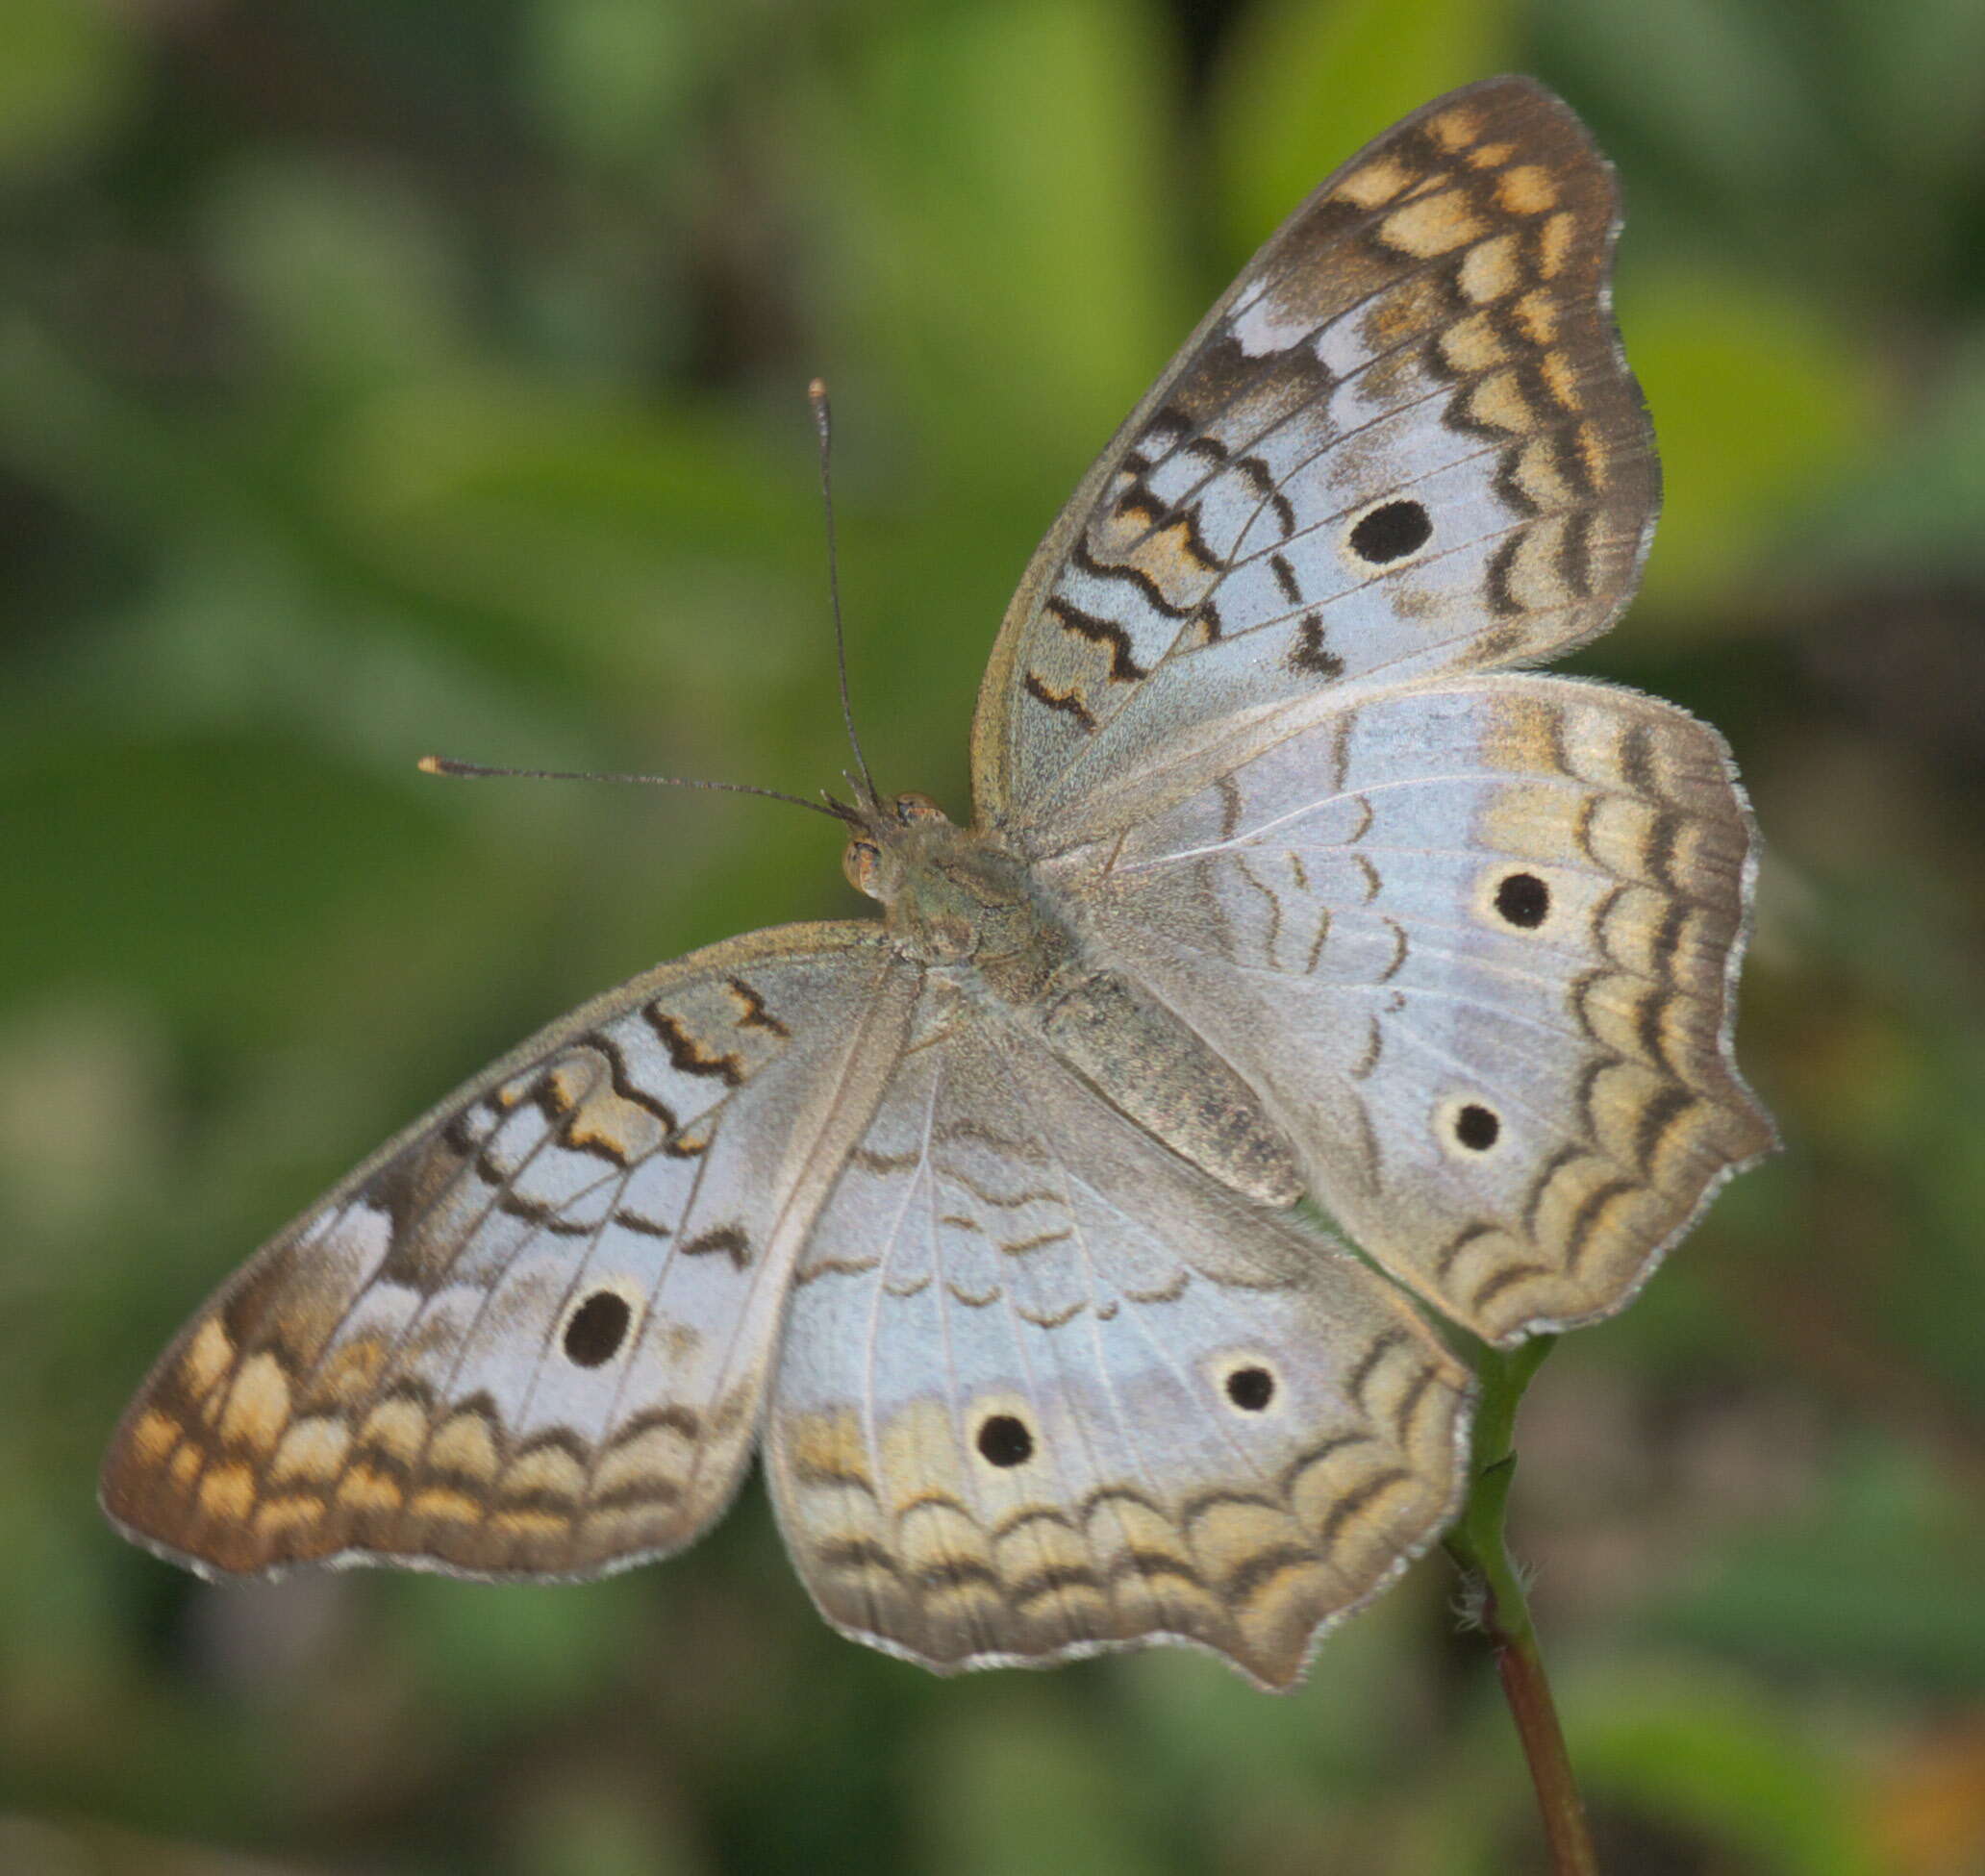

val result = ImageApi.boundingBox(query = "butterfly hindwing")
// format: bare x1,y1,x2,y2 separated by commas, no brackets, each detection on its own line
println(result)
1052,675,1775,1343
766,987,1471,1688
102,925,918,1579
973,76,1658,831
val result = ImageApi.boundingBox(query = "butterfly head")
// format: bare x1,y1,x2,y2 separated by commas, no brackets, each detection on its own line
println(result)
840,791,950,903
841,792,1041,966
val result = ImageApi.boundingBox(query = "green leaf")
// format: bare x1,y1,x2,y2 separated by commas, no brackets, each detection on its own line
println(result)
1648,1448,1985,1692
1532,0,1829,207
0,0,134,176
1811,327,1985,578
821,0,1182,488
525,0,710,168
202,160,467,389
1567,1665,1882,1876
915,1688,1162,1876
1623,267,1879,621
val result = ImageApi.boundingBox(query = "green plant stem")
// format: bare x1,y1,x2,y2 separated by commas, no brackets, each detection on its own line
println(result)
1442,1336,1597,1876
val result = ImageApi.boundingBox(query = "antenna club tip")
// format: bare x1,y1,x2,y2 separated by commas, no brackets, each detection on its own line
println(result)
415,754,444,774
807,376,829,402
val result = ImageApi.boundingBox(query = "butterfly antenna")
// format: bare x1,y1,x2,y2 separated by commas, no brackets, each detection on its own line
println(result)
810,377,878,811
416,755,862,825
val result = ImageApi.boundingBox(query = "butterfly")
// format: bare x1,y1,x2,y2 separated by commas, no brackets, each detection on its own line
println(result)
102,77,1773,1689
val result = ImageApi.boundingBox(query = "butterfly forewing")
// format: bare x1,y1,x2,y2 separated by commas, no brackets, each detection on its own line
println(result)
103,925,918,1580
766,986,1471,1688
972,75,1659,833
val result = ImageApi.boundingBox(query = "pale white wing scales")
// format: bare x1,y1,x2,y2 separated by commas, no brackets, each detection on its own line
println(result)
766,989,1471,1689
102,925,919,1580
1058,675,1774,1343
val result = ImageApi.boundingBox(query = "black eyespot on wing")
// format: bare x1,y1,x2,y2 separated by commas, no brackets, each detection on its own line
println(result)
1455,1105,1501,1152
976,1414,1034,1467
564,1290,633,1367
1495,871,1550,928
1347,500,1433,564
1225,1365,1275,1412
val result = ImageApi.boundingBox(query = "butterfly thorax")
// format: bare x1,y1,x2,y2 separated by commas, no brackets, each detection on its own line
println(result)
845,798,1049,974
845,794,1300,1209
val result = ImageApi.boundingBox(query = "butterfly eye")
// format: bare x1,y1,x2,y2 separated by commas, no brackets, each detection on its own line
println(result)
842,840,882,894
1346,498,1433,565
892,792,946,824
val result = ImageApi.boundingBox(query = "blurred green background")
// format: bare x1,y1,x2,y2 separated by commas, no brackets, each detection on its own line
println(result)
3,1,1983,1871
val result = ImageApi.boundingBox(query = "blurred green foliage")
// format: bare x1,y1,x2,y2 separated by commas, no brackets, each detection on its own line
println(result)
3,2,1983,1871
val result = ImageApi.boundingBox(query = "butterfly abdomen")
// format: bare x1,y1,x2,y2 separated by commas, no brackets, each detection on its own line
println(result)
878,816,1302,1208
1029,965,1301,1209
